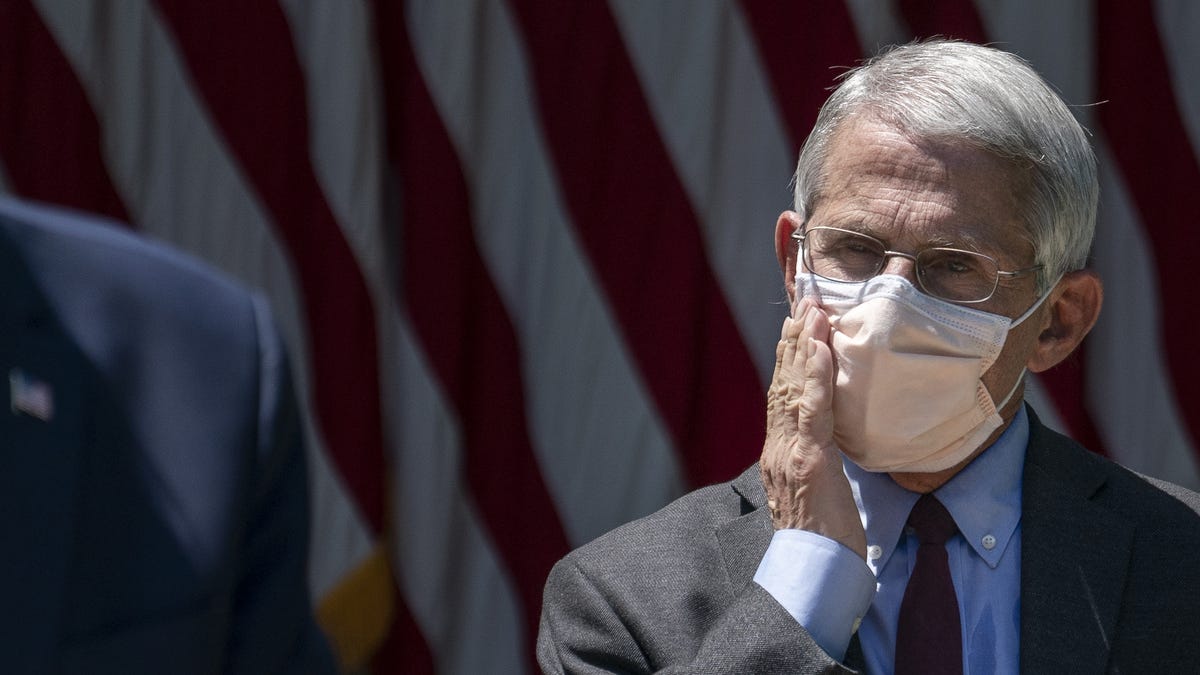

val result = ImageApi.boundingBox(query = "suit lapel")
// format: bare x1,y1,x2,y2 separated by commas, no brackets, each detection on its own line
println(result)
717,465,868,672
1019,415,1132,672
0,239,87,671
715,465,774,593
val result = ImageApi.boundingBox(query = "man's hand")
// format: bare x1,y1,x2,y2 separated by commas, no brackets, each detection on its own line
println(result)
760,298,867,560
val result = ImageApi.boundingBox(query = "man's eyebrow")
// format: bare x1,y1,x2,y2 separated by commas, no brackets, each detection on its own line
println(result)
831,225,995,252
926,232,981,250
810,215,1018,255
806,217,875,234
925,228,1005,254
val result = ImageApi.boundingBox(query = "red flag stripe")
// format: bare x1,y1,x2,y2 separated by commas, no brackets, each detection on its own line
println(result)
373,2,573,664
1031,354,1108,455
896,0,988,43
505,0,766,488
0,1,129,221
371,587,435,675
1095,0,1200,451
738,1,864,157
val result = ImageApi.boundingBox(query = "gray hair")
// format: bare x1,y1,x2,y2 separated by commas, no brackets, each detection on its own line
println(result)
793,40,1097,292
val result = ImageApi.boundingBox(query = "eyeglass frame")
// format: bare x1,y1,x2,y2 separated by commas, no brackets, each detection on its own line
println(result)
791,225,1043,304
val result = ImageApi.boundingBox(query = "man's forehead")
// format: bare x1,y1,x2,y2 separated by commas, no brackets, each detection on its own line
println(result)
811,119,1032,257
822,118,1011,184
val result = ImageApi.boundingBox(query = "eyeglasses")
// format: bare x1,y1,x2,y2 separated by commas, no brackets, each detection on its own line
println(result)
793,226,1042,304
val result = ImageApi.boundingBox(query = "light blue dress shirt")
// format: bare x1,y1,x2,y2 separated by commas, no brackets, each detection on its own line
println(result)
754,406,1028,674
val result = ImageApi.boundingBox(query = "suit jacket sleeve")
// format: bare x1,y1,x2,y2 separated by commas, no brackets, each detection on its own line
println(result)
537,471,857,674
221,295,338,675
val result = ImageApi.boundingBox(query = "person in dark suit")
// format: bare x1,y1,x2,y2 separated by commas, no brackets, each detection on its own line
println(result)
0,196,337,674
538,40,1200,673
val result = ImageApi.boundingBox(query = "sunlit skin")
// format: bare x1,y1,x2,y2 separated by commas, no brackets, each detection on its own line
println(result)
759,117,1103,559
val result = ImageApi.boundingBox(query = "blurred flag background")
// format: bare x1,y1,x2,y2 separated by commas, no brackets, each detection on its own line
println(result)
2,1,1196,672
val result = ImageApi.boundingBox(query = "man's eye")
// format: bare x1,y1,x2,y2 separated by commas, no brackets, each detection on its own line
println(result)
945,259,973,274
925,252,985,276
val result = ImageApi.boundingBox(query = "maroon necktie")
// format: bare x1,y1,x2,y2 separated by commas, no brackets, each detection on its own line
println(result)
895,494,963,675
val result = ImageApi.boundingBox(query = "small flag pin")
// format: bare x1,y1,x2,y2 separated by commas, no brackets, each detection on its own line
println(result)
10,368,54,422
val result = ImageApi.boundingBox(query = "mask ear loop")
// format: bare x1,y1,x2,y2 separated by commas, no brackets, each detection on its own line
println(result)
993,275,1064,410
994,367,1027,412
1009,275,1063,329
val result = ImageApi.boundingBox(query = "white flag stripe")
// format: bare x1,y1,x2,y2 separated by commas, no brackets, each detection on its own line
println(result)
303,428,378,599
974,0,1096,111
1156,0,1200,160
612,0,796,385
30,0,378,596
406,0,687,546
388,311,527,675
279,0,387,274
843,0,908,55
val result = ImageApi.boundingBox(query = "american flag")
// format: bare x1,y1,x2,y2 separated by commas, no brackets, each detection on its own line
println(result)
2,1,1196,672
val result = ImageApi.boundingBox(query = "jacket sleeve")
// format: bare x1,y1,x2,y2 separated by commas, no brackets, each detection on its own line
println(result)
537,553,858,675
222,295,339,675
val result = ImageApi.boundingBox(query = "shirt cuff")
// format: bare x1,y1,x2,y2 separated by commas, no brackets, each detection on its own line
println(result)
752,529,876,661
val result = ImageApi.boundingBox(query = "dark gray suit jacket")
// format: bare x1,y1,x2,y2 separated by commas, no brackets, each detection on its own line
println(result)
538,408,1200,673
0,198,336,673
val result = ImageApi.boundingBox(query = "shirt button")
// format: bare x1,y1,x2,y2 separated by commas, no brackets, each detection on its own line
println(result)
982,534,997,550
867,545,883,561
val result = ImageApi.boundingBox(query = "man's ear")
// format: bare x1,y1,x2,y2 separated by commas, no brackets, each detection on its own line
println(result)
775,211,804,304
1027,269,1103,373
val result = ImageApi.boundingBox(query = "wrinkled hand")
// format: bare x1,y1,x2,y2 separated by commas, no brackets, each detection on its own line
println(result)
760,298,866,560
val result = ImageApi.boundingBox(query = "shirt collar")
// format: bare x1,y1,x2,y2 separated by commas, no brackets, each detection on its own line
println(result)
846,405,1028,574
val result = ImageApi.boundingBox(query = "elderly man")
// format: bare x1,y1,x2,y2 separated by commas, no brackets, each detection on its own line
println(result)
537,40,1200,673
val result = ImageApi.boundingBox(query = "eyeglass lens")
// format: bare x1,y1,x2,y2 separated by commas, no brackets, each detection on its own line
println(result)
804,227,1000,303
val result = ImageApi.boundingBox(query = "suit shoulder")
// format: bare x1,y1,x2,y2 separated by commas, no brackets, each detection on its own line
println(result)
0,198,262,347
0,197,253,306
550,466,768,610
567,468,756,565
1073,434,1199,518
542,468,762,657
1134,473,1200,514
1029,418,1200,525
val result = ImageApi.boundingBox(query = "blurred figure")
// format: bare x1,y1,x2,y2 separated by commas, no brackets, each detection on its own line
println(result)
0,196,336,674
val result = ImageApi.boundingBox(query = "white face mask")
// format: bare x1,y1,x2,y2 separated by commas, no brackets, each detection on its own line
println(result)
796,272,1052,473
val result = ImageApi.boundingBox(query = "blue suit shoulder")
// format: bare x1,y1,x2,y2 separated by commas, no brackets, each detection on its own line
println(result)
0,197,337,674
0,197,255,341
